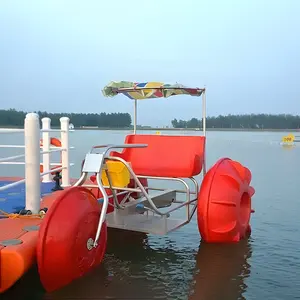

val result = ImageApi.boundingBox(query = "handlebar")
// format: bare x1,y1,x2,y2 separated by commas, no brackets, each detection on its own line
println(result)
90,143,147,248
91,143,148,153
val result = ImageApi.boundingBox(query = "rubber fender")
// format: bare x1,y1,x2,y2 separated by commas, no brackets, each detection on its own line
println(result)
197,158,255,243
37,187,107,292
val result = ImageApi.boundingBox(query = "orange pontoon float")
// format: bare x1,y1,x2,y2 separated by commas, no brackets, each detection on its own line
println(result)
0,81,255,294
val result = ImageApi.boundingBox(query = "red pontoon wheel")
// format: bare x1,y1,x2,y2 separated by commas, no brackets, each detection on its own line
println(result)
37,187,107,292
197,158,255,243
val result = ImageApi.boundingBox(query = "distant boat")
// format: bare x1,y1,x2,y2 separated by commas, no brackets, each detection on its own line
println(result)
69,123,74,130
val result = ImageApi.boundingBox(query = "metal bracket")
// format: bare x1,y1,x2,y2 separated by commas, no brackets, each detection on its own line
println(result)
82,153,105,173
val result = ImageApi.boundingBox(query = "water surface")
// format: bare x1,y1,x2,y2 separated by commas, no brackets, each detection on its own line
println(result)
0,130,299,300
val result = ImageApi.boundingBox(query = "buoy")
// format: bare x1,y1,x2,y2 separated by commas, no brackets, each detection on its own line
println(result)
40,137,62,174
37,187,107,292
281,133,295,144
197,158,255,243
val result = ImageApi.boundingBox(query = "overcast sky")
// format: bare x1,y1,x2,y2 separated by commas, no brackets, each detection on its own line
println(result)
0,0,299,126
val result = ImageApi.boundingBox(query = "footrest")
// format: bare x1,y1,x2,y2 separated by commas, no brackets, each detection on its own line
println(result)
141,189,176,209
106,213,187,235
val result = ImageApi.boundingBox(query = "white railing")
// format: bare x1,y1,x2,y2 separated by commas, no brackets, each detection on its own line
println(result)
0,113,74,214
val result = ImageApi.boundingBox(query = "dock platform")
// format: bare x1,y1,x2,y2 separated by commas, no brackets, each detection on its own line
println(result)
0,178,58,293
0,178,56,214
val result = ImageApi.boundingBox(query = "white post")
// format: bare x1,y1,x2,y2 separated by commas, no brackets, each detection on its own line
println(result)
60,117,70,187
24,112,41,214
202,89,206,137
133,99,137,134
202,89,207,176
42,117,51,182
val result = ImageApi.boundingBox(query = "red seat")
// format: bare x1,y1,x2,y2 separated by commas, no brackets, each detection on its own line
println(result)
110,134,206,178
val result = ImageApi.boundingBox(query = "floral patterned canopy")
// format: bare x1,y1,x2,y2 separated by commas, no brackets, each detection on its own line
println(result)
102,81,204,100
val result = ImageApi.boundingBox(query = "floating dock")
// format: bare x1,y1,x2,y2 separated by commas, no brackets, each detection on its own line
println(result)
0,179,57,293
0,114,73,293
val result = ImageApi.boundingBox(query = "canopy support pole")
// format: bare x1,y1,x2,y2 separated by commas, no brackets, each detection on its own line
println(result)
133,99,137,134
202,89,206,176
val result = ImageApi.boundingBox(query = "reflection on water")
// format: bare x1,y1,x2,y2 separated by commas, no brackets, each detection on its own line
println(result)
189,240,252,300
44,229,184,300
3,229,253,300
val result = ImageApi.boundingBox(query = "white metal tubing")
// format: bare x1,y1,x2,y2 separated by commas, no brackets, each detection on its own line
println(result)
42,117,51,182
0,154,25,163
41,129,67,132
133,99,137,134
60,117,70,187
40,148,64,154
40,166,64,176
0,179,26,192
0,145,25,148
202,89,206,137
94,172,110,247
0,161,64,165
0,162,26,165
0,129,24,133
24,113,41,214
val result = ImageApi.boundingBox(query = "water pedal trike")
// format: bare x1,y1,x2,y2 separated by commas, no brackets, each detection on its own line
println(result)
36,81,255,292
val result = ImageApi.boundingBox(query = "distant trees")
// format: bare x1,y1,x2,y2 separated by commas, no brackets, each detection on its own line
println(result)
171,114,300,129
0,109,132,128
172,118,199,128
1,109,300,129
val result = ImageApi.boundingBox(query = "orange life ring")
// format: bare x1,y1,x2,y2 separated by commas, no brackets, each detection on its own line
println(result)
40,138,62,174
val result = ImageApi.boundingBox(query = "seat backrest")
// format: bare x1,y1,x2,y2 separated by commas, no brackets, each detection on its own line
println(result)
111,134,205,178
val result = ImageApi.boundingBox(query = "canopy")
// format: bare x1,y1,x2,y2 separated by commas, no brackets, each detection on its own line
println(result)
102,81,204,100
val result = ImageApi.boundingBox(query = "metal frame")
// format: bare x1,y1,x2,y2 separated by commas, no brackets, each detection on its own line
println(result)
76,142,203,248
74,84,207,248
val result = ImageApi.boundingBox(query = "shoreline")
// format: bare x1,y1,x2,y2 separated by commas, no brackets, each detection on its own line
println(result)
77,128,300,132
0,126,299,132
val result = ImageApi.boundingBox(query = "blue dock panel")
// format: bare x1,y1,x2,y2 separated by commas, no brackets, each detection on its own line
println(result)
0,180,56,214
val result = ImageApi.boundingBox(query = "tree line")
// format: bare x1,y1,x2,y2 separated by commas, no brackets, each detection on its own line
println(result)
0,109,132,128
1,109,300,129
171,114,300,129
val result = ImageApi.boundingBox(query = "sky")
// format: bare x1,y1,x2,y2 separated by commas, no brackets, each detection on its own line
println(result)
0,0,299,126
